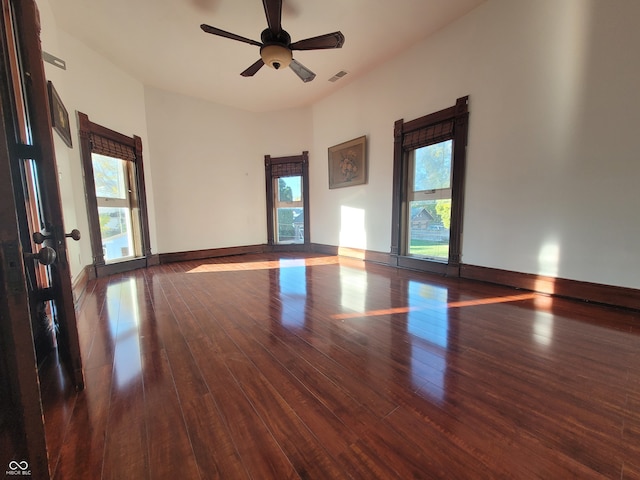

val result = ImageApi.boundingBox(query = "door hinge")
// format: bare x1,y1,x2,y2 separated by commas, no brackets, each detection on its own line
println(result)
36,287,55,303
14,143,40,160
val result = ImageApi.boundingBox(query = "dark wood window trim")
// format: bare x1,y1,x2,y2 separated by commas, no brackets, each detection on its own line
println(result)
265,151,310,251
78,112,153,277
391,96,469,276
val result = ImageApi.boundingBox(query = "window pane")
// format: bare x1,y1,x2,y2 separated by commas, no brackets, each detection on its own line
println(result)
276,207,304,244
92,153,128,199
277,176,302,202
413,140,452,192
408,199,451,259
98,206,134,262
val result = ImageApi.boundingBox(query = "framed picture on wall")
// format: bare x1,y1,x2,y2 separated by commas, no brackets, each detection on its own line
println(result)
47,81,72,148
328,135,367,189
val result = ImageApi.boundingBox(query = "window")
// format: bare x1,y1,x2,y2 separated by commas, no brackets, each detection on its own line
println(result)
274,175,304,244
78,112,153,276
391,96,469,275
265,152,310,248
407,140,452,260
92,154,139,262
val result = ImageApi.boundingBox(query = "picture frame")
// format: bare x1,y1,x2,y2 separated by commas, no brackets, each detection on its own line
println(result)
47,81,72,148
328,135,367,189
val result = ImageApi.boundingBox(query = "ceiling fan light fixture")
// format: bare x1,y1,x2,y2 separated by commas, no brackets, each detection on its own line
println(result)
260,44,292,70
201,0,345,81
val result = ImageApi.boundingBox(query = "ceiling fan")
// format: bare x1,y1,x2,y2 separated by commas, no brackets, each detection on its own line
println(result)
200,0,344,83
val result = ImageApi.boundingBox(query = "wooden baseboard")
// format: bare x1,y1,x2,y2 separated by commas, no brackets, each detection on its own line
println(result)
88,254,162,279
312,243,640,311
310,244,391,265
310,243,338,255
87,241,639,312
159,244,266,264
71,265,93,310
264,243,312,253
95,258,149,277
460,264,640,311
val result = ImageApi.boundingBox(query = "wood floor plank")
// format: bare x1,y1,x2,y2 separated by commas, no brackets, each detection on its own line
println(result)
192,305,361,449
187,305,393,479
443,356,624,476
52,364,112,479
222,348,350,479
206,289,401,420
209,300,397,422
146,277,248,479
142,348,201,480
101,285,149,480
187,335,300,480
101,364,148,480
179,394,250,480
623,461,640,480
39,355,79,476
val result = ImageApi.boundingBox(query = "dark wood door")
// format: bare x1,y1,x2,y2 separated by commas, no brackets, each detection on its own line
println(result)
1,2,86,474
1,2,83,476
0,89,51,479
0,0,84,384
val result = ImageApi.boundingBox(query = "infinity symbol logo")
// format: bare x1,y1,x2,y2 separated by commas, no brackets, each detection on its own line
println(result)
8,460,28,471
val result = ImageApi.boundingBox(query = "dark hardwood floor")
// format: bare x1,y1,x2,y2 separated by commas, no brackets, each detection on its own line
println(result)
39,253,640,479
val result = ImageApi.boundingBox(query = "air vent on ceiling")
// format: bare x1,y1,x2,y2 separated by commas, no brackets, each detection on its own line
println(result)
328,70,348,82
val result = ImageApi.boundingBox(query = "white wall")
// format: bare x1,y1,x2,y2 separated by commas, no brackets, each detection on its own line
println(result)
144,86,311,254
38,0,157,278
310,0,640,289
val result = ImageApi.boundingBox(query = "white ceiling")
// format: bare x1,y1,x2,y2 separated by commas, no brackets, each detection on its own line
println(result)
48,0,485,112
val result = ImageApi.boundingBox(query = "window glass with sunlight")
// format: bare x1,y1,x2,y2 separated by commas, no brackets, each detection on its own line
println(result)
275,175,304,244
92,153,137,262
407,140,452,260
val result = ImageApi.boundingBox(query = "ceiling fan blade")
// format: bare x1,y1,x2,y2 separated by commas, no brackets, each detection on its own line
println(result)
289,59,315,83
200,24,262,47
241,58,265,77
262,0,282,35
290,31,345,50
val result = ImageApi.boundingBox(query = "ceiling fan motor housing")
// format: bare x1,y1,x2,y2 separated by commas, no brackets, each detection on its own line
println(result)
260,29,292,69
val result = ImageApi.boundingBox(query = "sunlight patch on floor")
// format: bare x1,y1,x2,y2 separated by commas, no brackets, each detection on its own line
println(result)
331,293,538,320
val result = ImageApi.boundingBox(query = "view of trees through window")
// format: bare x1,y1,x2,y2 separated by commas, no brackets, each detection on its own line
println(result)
276,176,304,244
92,154,135,262
408,140,452,259
413,140,452,191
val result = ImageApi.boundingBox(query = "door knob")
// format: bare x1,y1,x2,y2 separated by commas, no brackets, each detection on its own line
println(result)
25,246,57,266
32,231,52,244
65,229,81,241
33,228,81,244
